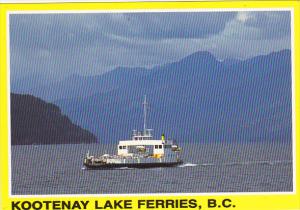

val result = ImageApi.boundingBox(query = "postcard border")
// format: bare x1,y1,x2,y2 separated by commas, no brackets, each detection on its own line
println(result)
0,2,299,210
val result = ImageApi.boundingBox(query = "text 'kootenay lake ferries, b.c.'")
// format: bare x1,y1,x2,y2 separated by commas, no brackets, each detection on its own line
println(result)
11,199,236,210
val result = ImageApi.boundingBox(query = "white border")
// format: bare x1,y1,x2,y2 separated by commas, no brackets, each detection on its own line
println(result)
6,8,296,198
291,8,297,194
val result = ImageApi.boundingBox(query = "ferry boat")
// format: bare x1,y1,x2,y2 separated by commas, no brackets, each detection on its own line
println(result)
83,96,183,169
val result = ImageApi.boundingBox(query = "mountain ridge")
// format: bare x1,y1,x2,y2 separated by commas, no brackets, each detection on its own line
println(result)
53,49,292,143
10,49,292,143
11,93,97,145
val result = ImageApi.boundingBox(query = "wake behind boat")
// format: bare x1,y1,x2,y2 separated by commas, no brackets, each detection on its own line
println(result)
83,96,183,169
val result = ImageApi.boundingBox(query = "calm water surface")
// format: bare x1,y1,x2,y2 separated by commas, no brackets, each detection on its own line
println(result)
11,142,293,195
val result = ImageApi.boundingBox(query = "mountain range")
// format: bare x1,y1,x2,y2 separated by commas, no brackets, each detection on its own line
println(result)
11,50,292,143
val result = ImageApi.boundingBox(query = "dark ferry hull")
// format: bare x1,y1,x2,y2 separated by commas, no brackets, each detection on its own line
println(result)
84,161,183,170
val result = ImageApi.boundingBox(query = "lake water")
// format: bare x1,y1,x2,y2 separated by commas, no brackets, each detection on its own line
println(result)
11,142,293,195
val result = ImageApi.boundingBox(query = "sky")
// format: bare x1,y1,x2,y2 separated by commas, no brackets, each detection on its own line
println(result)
9,11,291,80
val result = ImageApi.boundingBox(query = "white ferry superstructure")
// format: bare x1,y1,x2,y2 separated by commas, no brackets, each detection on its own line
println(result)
83,96,183,169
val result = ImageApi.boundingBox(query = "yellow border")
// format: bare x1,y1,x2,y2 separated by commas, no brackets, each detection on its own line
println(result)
0,1,299,210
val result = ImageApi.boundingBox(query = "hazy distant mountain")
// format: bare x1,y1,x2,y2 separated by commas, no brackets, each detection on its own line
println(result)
10,93,97,145
17,67,151,102
11,50,292,143
49,50,292,143
221,58,242,66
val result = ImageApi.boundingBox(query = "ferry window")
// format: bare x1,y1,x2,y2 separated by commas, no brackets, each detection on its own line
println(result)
119,146,122,149
123,146,126,149
155,145,158,149
159,145,162,149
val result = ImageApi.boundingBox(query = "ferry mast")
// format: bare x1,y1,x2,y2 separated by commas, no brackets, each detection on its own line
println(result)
143,95,148,132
